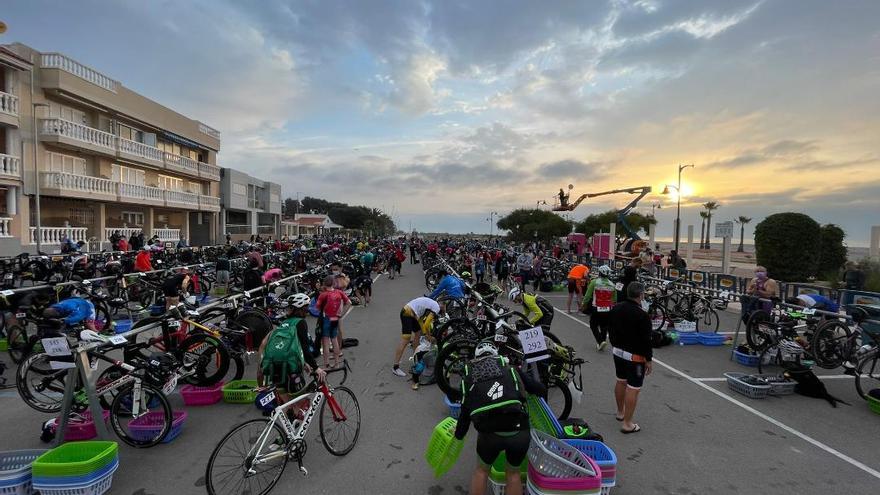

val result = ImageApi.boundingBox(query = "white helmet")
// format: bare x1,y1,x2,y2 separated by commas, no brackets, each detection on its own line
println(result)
475,342,498,358
598,265,612,277
288,293,311,308
508,287,521,302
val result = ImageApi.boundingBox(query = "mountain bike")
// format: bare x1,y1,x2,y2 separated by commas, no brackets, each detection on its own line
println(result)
809,307,880,399
205,364,360,495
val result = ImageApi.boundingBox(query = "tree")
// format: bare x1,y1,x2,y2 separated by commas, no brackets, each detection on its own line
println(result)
816,224,847,278
735,216,751,252
699,211,709,250
574,210,656,240
702,201,720,249
282,198,301,217
754,212,821,281
497,209,571,242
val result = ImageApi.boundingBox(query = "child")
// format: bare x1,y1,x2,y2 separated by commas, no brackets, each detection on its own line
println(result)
316,275,351,369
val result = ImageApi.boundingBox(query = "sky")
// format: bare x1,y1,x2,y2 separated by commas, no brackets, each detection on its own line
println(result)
3,0,879,243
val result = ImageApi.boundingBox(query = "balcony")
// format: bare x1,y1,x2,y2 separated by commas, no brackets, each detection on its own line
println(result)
117,182,164,206
199,194,221,212
119,137,163,168
0,217,12,237
41,53,118,93
0,154,20,180
154,228,181,242
40,118,116,156
165,153,199,177
165,190,199,209
41,171,117,202
30,226,88,246
0,91,19,127
199,162,221,181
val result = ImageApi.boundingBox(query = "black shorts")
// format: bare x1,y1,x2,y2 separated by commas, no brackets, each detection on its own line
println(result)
613,355,646,389
162,282,180,298
400,309,420,336
476,430,530,467
567,278,578,293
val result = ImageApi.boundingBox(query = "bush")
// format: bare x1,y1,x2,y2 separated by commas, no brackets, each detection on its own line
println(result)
497,209,571,242
860,258,880,292
816,224,847,277
754,212,821,282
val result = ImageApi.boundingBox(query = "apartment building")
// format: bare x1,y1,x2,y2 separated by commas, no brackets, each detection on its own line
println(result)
0,42,222,254
219,168,281,241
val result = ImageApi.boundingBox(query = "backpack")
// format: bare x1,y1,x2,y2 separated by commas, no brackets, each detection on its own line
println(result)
462,357,529,432
261,318,305,383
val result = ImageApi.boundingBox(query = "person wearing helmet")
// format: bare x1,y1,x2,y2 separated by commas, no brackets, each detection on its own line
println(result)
508,287,554,328
455,342,546,495
42,297,97,332
428,271,466,301
393,296,440,379
582,265,617,351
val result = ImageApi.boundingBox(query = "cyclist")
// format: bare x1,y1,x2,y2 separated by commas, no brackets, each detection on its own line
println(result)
134,246,152,272
793,294,840,315
455,342,545,495
508,287,554,328
566,263,590,313
42,297,97,331
316,276,351,369
428,270,466,301
393,296,440,378
353,271,373,307
162,267,191,310
583,265,617,351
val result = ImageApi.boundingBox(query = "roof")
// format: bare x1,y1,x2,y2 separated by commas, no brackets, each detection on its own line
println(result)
281,214,343,229
0,45,34,70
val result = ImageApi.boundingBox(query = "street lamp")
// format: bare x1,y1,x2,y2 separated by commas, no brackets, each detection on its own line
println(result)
662,163,694,253
487,211,499,240
650,202,662,217
32,102,49,254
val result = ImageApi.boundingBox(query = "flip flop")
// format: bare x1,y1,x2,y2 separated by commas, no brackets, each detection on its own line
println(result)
621,424,641,434
615,415,624,422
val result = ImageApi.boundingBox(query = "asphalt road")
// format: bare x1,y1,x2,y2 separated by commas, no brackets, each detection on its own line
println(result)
1,265,879,494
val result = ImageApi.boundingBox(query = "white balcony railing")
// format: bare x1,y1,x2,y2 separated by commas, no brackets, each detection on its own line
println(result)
0,217,12,237
40,118,116,153
165,153,200,176
165,190,199,206
0,153,20,178
199,195,220,209
198,162,221,180
41,53,118,93
118,182,164,203
154,228,181,242
0,91,19,116
104,227,142,241
119,137,163,163
29,226,88,245
42,171,115,196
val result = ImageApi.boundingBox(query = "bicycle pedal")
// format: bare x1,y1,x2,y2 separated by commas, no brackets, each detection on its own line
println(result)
298,465,308,477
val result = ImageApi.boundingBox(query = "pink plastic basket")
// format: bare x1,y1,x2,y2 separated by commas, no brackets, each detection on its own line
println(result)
54,411,110,441
528,463,602,493
180,382,223,406
128,411,187,444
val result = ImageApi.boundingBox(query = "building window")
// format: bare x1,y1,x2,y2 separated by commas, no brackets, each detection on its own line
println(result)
48,102,86,125
121,211,144,226
158,175,184,191
69,207,94,226
112,165,145,186
188,181,201,194
232,183,246,196
270,193,280,203
46,152,87,175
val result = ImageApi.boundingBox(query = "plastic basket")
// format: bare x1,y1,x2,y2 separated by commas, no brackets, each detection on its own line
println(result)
442,395,461,419
180,382,223,406
0,338,7,352
527,463,602,493
0,449,47,495
698,332,726,346
527,396,563,438
222,380,258,404
753,374,797,396
112,320,132,335
527,429,598,479
677,333,700,345
31,442,118,478
564,440,617,487
32,459,117,486
733,350,760,367
424,417,463,477
54,411,110,442
128,411,187,444
724,372,771,399
867,395,880,416
32,460,116,495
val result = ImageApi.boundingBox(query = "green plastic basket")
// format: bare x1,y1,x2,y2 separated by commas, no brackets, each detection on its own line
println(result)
32,441,118,477
222,380,258,404
527,395,557,437
0,338,7,351
425,417,463,477
868,395,880,416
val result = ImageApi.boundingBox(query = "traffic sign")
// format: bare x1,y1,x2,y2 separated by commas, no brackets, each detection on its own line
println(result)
715,221,734,238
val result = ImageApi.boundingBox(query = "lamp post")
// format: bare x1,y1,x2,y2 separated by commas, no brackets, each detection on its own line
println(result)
662,163,694,253
32,102,49,254
487,211,499,239
650,202,662,217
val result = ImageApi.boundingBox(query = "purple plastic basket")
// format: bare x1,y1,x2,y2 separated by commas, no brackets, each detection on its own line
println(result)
181,382,223,406
128,411,187,444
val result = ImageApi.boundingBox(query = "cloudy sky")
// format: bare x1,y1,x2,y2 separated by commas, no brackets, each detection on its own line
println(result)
4,0,879,243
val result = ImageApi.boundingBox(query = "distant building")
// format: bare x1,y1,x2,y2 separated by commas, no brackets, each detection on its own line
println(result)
281,213,343,238
219,168,281,241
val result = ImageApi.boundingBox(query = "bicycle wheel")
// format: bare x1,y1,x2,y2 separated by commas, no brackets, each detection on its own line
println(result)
6,324,29,364
855,351,880,400
108,383,172,448
16,352,72,413
746,310,773,351
697,309,720,333
810,320,852,369
320,386,361,456
206,419,288,495
647,304,667,331
435,339,476,402
179,334,230,385
545,378,572,420
96,365,127,409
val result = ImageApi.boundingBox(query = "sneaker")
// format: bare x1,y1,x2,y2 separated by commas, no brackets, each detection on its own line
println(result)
411,382,420,391
392,367,407,377
599,340,609,351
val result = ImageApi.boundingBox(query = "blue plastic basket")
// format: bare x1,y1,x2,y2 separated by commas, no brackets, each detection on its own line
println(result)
564,439,618,486
128,411,187,444
32,458,117,486
698,332,726,346
733,350,760,367
113,320,133,334
442,395,461,419
678,332,701,345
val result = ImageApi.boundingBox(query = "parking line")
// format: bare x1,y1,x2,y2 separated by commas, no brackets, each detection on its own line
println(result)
695,375,856,382
552,305,880,481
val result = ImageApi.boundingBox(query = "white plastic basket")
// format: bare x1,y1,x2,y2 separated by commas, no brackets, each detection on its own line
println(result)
0,449,46,495
32,462,116,495
527,429,597,479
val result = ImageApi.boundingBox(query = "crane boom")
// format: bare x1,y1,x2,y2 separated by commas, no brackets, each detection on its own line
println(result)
552,185,652,239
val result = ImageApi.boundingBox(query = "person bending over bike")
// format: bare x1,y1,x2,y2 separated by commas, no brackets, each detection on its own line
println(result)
793,294,840,316
393,296,439,378
162,267,191,310
42,297,97,332
508,287,554,328
455,342,546,495
429,270,467,301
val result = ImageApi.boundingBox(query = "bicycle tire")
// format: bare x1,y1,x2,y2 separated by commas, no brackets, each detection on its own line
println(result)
6,324,29,364
545,378,572,420
320,386,361,456
205,419,288,495
647,304,667,331
855,351,880,400
179,334,230,386
109,383,171,448
435,318,479,349
746,310,773,351
435,339,476,402
96,365,127,409
16,352,73,413
810,320,852,369
697,308,720,333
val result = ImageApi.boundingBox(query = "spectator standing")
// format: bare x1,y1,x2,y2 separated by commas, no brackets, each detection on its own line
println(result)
745,265,779,313
516,250,534,290
474,255,486,284
608,282,653,434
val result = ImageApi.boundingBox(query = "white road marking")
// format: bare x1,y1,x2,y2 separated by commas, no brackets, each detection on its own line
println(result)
551,304,880,481
695,375,857,382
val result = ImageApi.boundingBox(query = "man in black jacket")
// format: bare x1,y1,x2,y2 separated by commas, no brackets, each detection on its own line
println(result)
608,282,653,434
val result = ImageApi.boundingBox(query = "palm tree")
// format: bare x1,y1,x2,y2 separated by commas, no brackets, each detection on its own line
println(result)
699,211,709,249
703,201,720,249
735,216,752,252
